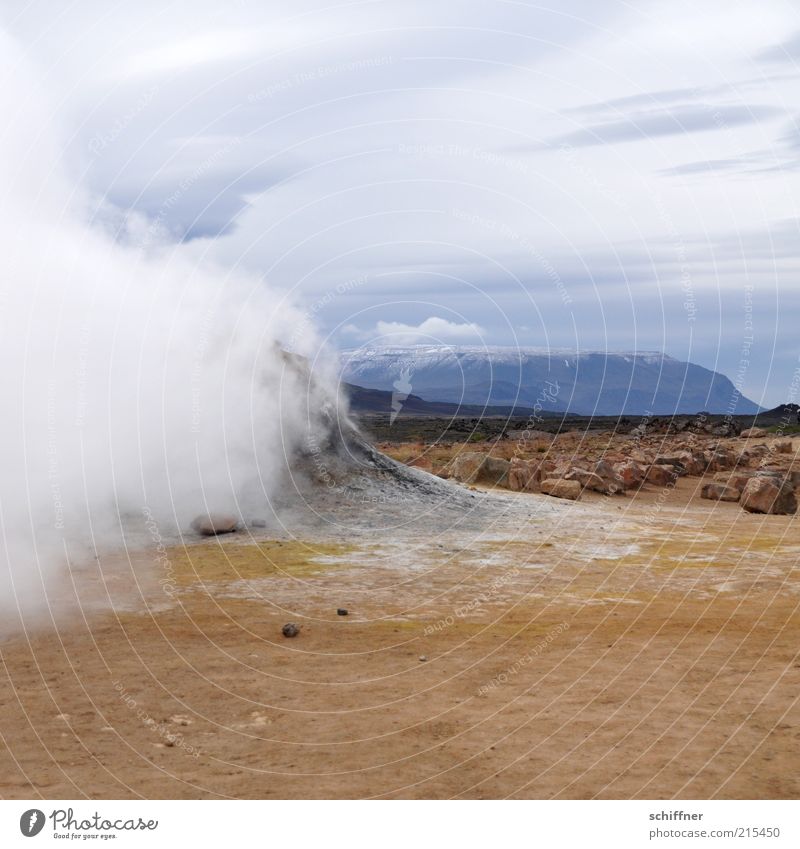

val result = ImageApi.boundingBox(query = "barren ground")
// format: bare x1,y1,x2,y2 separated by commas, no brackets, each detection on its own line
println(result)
0,440,798,799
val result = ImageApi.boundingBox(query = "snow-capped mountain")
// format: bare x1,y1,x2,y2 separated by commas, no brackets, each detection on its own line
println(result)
339,346,761,416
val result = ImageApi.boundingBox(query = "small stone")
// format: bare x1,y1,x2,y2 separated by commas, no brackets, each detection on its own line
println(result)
191,513,239,536
249,518,267,528
282,623,300,638
419,655,428,662
337,608,348,616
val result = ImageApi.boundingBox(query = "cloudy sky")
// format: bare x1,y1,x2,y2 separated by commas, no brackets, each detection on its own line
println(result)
4,0,800,406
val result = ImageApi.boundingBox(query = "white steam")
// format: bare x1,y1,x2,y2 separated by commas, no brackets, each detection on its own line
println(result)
0,32,333,623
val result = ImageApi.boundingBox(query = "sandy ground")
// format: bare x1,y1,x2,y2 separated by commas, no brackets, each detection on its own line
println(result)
0,475,798,799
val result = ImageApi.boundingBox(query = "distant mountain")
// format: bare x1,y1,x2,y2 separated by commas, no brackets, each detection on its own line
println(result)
343,382,557,418
339,346,762,416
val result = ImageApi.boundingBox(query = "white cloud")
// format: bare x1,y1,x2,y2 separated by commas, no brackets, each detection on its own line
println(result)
345,317,486,346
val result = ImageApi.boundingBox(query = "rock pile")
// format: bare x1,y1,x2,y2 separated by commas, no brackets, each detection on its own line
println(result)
443,432,797,512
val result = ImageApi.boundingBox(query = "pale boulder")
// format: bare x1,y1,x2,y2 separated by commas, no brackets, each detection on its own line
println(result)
449,452,510,487
508,458,542,492
565,467,616,494
449,452,486,483
540,478,581,500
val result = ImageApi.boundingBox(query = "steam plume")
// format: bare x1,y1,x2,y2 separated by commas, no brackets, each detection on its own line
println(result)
0,32,332,624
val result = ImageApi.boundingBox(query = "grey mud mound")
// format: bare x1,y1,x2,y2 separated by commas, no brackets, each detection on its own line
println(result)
277,418,499,537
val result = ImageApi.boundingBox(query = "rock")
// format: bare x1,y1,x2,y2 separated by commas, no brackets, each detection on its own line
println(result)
337,608,348,616
191,513,239,536
700,483,740,502
540,478,581,500
475,456,510,486
248,518,267,528
676,450,706,475
507,457,542,492
449,452,485,483
713,471,754,493
593,459,624,491
646,464,677,487
740,477,797,515
614,460,646,490
449,452,509,486
740,427,767,438
419,655,428,662
774,440,793,454
564,467,616,494
653,449,707,476
702,447,735,472
281,623,300,638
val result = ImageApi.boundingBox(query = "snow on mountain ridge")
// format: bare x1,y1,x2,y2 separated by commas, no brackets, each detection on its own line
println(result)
340,345,675,368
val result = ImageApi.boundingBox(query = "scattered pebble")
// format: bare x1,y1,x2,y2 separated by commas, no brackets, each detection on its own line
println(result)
282,623,300,638
419,655,428,662
337,608,348,616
